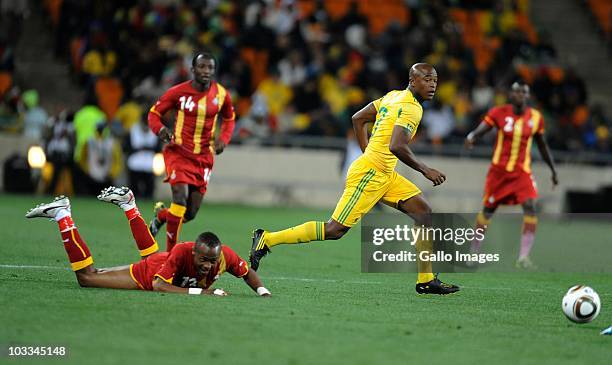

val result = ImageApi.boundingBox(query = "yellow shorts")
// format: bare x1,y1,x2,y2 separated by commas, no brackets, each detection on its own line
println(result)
331,156,421,227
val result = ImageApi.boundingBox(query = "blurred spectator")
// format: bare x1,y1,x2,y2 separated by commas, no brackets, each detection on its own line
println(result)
78,122,122,194
256,69,293,130
22,90,48,141
115,99,144,131
41,0,604,152
0,85,20,130
126,118,159,198
82,44,117,80
471,75,494,113
422,99,455,145
236,95,271,142
44,110,75,195
73,104,105,161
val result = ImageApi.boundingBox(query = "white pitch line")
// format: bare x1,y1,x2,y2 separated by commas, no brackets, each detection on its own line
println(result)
0,264,68,270
1,264,610,296
267,276,383,285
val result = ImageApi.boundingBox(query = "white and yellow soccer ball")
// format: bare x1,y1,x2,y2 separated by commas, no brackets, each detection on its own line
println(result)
562,285,601,323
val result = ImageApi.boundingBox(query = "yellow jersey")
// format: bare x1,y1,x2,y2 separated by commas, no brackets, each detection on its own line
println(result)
363,89,423,174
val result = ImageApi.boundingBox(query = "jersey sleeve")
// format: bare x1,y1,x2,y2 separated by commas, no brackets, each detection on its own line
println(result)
372,97,383,112
482,107,499,127
221,246,249,278
535,111,545,135
394,102,422,137
148,87,178,135
154,245,184,283
218,90,236,145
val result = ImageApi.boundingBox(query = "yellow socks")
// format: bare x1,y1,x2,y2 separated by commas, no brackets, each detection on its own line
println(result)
265,221,325,248
415,238,434,283
166,203,186,252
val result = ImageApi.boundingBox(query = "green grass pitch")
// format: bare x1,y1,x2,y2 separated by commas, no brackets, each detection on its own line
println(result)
1,193,610,364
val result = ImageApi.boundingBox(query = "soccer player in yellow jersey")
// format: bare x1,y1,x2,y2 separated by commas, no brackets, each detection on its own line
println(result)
249,63,459,294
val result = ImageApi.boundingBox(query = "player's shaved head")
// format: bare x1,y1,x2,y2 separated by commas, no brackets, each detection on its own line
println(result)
408,63,438,101
511,81,529,90
195,232,221,250
192,51,216,68
409,63,435,81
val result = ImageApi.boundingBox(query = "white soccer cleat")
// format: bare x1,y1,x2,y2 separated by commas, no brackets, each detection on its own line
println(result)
26,195,71,219
97,186,135,209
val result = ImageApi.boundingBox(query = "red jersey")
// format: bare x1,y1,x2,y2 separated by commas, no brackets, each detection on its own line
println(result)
483,105,544,174
129,242,249,291
148,80,235,158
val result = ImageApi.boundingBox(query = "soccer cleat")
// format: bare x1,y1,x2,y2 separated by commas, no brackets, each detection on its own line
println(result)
97,186,135,209
149,201,166,237
25,195,71,220
515,256,537,270
249,229,270,271
415,274,460,295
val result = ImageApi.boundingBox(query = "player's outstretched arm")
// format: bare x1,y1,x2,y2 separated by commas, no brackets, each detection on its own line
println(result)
534,134,559,186
351,102,377,152
389,125,446,186
242,268,271,297
465,122,493,149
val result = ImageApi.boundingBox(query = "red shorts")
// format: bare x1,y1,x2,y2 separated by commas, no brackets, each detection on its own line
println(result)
129,252,170,291
163,144,214,195
483,166,537,208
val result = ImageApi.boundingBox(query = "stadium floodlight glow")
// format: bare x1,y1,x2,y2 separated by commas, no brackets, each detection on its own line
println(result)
152,153,166,176
27,146,46,169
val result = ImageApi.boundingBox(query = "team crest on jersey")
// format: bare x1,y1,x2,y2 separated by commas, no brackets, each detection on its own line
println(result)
213,97,219,106
528,119,534,128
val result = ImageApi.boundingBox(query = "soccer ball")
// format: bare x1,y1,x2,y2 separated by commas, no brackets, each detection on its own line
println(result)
562,285,601,323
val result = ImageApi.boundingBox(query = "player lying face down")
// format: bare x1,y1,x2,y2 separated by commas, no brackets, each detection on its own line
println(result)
25,187,271,297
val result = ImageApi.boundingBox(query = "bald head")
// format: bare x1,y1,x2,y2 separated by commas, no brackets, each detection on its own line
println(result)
409,63,434,80
408,63,438,101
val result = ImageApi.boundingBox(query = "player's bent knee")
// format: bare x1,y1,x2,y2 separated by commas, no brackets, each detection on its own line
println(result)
75,272,95,288
325,223,350,240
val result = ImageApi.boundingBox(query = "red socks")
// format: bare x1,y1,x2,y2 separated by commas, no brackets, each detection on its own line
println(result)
157,208,168,223
124,207,159,257
57,216,93,271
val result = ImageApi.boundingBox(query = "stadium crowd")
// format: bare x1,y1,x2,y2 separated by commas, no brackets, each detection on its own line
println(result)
1,0,611,194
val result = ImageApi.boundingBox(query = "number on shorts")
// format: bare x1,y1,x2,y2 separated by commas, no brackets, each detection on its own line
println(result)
203,168,211,183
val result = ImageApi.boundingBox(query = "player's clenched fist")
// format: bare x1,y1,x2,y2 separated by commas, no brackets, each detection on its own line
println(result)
423,167,446,186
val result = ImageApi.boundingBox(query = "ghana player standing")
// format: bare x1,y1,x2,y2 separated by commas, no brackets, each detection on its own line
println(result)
25,187,270,296
250,63,459,295
465,82,558,268
148,51,235,252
